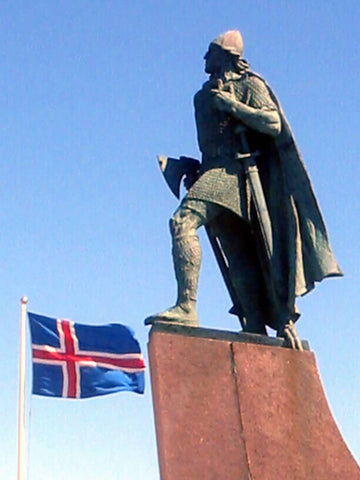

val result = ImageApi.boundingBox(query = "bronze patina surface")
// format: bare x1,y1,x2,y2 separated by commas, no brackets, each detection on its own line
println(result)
145,30,342,348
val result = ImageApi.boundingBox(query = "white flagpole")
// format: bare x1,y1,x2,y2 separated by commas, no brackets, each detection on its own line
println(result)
18,296,28,480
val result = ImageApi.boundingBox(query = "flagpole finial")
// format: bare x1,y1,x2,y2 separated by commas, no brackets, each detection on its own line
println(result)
21,296,28,305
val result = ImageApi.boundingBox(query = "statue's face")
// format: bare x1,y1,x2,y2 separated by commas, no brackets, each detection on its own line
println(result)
204,43,226,75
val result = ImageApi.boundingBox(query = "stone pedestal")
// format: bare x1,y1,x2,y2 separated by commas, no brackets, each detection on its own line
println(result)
148,323,359,480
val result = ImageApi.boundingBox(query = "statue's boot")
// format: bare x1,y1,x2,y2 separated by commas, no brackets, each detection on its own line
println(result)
277,320,303,351
145,234,201,327
144,302,198,327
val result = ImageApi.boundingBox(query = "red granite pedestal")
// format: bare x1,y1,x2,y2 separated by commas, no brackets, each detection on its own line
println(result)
148,323,360,480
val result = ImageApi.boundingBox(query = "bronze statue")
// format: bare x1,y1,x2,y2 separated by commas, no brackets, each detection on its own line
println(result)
145,30,342,347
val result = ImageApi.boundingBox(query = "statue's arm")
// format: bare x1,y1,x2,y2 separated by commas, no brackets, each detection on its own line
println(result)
228,100,281,137
213,77,281,137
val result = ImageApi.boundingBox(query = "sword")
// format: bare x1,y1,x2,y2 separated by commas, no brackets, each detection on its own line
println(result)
215,78,273,260
236,130,273,261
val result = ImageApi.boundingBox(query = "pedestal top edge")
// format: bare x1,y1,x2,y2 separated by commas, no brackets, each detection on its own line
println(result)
148,323,310,351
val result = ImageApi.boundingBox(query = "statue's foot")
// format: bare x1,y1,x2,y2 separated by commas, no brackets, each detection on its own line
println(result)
278,320,303,351
144,304,199,327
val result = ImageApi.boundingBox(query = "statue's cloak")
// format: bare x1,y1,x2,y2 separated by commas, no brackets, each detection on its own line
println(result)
187,71,342,328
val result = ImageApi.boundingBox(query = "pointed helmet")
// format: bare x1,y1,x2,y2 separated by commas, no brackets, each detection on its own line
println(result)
211,30,244,57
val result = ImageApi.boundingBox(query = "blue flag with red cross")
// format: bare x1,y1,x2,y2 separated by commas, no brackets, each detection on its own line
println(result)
28,312,145,399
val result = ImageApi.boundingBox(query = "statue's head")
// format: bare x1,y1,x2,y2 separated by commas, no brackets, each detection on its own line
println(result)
211,30,244,57
204,30,244,76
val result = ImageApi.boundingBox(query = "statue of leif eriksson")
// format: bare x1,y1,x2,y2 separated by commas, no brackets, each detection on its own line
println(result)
145,30,342,349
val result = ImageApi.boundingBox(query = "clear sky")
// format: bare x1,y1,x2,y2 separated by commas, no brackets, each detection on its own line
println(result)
1,1,359,478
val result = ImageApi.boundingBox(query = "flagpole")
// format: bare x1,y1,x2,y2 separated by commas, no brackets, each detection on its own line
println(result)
18,296,28,480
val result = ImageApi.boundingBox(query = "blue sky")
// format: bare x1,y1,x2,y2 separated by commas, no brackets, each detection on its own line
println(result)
1,1,359,478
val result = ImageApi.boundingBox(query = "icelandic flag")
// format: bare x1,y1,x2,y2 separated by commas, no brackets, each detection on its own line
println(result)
28,312,145,399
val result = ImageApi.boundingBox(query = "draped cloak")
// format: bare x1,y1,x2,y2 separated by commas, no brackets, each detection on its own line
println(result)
186,70,343,329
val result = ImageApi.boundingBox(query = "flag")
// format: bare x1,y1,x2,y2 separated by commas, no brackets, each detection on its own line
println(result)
28,312,145,399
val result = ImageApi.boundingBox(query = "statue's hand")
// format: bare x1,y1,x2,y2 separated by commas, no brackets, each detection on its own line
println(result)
211,88,236,113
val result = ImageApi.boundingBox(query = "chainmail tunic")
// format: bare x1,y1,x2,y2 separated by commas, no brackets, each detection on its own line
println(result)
187,72,278,220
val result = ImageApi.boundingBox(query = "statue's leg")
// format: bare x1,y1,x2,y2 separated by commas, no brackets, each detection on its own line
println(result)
170,207,202,322
217,215,268,334
145,199,219,327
